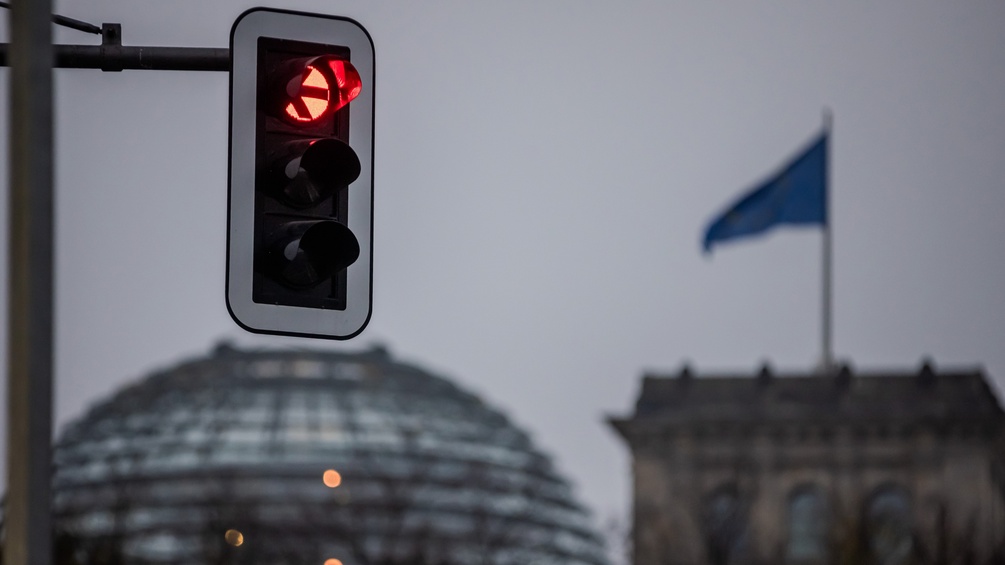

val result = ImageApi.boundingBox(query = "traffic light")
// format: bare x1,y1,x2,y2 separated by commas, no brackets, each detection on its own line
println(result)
228,9,374,339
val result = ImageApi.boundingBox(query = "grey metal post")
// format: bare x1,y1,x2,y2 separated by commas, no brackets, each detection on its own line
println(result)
821,110,833,374
5,0,54,563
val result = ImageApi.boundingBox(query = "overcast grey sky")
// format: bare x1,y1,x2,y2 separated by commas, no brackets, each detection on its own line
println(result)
1,0,1004,528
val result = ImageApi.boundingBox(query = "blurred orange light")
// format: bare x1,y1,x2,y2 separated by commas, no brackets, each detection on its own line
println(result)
324,559,343,565
224,529,244,547
323,469,342,488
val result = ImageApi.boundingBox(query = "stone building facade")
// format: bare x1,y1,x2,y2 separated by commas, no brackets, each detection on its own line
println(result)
609,363,1005,565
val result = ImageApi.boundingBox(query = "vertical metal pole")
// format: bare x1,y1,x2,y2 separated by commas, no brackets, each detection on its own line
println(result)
821,110,833,374
6,0,54,562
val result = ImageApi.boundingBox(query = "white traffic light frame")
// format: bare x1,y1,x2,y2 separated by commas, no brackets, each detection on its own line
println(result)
227,8,374,340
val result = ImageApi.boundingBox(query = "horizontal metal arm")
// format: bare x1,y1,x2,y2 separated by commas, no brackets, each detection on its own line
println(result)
0,44,230,71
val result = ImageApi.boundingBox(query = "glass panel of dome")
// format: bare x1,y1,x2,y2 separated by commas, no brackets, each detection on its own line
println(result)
152,449,193,469
291,359,326,378
251,360,284,378
128,533,186,559
221,427,260,444
331,362,365,380
242,406,273,428
284,388,311,409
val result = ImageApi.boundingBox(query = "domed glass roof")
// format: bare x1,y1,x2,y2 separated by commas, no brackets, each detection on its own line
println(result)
53,344,607,565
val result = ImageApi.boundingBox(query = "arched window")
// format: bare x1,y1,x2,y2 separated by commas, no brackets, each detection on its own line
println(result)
703,486,748,565
867,486,913,565
786,486,828,561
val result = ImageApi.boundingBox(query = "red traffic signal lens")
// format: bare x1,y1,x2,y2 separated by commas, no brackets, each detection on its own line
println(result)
281,58,361,124
285,65,330,122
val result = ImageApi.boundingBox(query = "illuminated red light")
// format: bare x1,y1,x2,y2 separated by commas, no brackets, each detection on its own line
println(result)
285,65,330,122
283,58,362,124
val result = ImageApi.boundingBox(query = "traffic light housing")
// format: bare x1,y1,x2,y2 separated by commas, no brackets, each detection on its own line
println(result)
228,9,374,339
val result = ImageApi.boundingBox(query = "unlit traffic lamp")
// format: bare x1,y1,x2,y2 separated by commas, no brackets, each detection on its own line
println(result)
228,9,374,339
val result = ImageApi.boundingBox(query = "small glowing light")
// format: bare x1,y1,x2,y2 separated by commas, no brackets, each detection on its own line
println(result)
323,469,342,488
324,559,343,565
224,529,244,547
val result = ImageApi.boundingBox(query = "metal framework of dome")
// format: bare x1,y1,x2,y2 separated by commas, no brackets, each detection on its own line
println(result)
52,344,607,565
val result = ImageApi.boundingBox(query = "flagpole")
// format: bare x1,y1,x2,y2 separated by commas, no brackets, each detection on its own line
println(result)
821,109,833,374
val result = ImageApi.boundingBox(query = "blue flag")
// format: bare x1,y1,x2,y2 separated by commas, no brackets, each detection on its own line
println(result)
703,133,827,253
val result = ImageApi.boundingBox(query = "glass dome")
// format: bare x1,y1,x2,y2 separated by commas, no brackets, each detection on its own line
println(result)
53,343,607,565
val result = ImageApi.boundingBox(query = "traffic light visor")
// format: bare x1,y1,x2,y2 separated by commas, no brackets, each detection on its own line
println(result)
327,59,361,113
